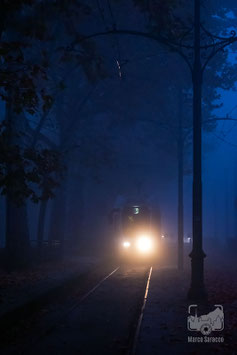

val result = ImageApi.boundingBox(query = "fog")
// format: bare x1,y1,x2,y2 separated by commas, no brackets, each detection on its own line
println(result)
0,0,237,269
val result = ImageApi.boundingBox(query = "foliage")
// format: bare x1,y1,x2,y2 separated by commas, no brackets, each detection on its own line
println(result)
0,0,107,116
132,0,189,38
0,0,109,206
0,121,64,205
0,1,50,114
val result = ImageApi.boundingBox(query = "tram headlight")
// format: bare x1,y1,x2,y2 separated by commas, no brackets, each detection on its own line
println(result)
123,241,131,248
136,236,153,252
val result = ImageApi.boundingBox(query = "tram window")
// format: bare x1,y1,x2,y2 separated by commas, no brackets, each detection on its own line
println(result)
133,207,140,215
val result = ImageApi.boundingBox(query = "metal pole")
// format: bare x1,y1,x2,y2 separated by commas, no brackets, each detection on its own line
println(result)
178,91,184,271
188,0,207,300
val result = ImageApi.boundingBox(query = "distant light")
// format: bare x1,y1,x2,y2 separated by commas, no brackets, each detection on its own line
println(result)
123,241,130,248
137,236,152,252
161,235,165,239
184,237,192,244
133,207,140,215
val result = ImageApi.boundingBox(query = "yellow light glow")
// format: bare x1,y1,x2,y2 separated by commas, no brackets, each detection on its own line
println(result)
123,241,131,248
137,236,152,252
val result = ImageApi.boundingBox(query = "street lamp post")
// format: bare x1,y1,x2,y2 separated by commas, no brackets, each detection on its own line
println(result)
187,0,207,301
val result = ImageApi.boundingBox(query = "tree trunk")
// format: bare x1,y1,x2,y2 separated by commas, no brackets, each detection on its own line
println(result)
48,174,68,259
5,94,30,270
47,94,69,259
177,93,184,271
67,174,85,250
37,199,48,259
48,189,67,243
6,200,30,270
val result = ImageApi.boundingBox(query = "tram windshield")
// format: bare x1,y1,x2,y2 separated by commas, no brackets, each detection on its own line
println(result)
122,205,151,232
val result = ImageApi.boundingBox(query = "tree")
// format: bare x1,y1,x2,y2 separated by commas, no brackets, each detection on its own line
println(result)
0,0,99,267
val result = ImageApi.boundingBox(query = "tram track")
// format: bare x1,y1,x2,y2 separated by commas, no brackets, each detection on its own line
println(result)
130,266,153,355
3,265,121,355
2,263,153,355
32,266,121,342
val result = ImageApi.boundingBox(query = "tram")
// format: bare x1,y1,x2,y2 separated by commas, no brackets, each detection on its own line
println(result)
110,203,160,259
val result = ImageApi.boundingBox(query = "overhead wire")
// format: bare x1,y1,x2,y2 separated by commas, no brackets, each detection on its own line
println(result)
95,0,124,79
106,0,124,78
212,131,237,148
97,0,237,147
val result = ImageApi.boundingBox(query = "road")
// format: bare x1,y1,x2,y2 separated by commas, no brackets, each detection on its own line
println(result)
1,263,153,355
